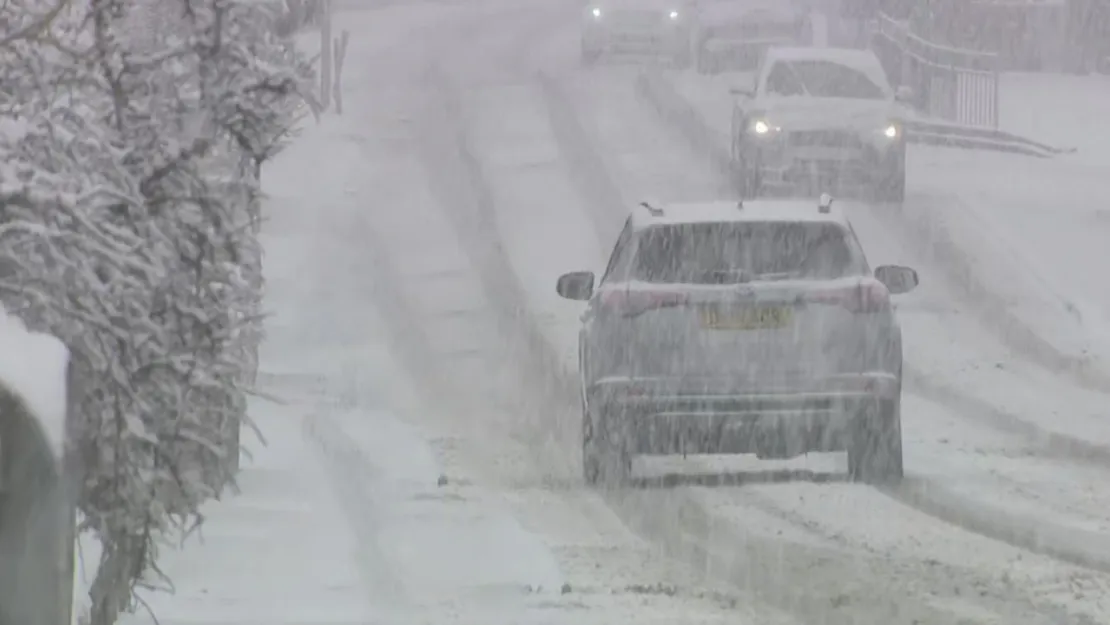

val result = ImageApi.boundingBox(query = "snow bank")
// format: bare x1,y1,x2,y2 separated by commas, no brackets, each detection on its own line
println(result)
0,304,69,462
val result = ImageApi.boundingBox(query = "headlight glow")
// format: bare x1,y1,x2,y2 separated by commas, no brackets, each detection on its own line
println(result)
752,120,770,134
883,123,899,139
591,7,602,17
668,9,679,19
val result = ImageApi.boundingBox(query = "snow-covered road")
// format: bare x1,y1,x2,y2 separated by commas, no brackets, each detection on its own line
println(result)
137,2,1110,624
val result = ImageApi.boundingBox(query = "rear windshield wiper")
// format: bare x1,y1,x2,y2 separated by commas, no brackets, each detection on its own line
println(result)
700,269,753,284
751,271,803,281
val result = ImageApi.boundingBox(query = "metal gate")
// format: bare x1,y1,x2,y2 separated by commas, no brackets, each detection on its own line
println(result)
872,13,1000,128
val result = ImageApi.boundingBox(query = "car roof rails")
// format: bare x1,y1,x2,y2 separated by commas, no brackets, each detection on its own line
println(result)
818,193,834,213
639,200,664,217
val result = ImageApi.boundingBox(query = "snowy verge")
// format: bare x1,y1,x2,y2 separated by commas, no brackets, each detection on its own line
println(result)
645,69,1110,392
116,400,374,625
908,146,1110,376
998,72,1110,167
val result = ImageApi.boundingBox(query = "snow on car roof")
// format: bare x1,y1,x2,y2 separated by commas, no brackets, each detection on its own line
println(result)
631,198,852,229
764,46,884,71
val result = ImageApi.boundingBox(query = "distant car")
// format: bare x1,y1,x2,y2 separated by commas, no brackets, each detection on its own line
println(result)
694,4,813,74
729,47,911,202
581,0,696,67
556,195,918,486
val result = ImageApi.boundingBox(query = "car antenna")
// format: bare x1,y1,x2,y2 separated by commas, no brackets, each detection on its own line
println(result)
736,199,744,211
639,200,664,217
818,193,834,213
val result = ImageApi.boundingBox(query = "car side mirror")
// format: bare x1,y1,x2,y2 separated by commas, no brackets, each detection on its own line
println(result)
874,265,918,295
894,85,913,102
556,271,595,301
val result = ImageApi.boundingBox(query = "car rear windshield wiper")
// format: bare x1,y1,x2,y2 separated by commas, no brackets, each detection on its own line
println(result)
751,271,807,281
700,269,753,284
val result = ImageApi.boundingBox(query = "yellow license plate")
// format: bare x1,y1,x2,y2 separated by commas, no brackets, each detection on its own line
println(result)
700,306,792,330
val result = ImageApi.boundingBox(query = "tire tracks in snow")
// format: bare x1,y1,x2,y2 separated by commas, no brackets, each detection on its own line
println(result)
407,64,1110,623
534,69,1110,585
281,5,571,611
322,17,814,623
304,410,411,610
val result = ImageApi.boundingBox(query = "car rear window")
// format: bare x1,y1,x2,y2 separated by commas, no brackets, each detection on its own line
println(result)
765,60,886,99
632,222,860,284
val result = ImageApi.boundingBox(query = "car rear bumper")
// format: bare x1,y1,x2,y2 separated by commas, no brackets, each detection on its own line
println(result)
748,143,903,187
588,373,899,456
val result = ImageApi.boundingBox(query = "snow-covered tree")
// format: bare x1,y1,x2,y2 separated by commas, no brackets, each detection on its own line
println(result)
0,0,313,622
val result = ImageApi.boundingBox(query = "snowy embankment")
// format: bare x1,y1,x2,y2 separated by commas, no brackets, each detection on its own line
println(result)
663,69,1110,388
446,56,1110,588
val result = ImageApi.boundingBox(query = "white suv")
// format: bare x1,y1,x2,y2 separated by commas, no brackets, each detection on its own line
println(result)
729,47,912,202
556,195,919,486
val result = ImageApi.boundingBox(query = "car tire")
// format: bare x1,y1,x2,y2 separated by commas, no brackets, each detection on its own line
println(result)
582,400,631,487
848,397,904,484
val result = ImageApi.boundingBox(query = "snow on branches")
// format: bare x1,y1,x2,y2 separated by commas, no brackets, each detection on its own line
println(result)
0,0,313,622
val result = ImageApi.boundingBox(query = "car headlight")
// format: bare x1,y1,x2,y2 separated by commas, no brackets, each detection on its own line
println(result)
882,123,899,139
668,9,679,19
591,7,602,18
750,119,776,135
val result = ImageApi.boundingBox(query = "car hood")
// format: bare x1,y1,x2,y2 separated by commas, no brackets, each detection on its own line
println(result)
754,97,903,132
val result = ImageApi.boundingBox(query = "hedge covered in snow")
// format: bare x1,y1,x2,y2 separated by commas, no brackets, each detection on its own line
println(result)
0,0,313,622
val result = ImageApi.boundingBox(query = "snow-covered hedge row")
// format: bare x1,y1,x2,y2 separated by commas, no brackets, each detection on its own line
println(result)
0,0,313,623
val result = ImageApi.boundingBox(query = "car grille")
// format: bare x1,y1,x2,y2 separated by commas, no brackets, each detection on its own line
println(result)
611,9,663,27
788,130,862,149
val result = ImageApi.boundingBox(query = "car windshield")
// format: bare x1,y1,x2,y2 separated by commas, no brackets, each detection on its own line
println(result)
764,59,887,99
632,222,859,284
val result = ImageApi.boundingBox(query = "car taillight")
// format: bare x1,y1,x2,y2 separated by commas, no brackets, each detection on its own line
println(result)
599,289,689,318
805,281,890,314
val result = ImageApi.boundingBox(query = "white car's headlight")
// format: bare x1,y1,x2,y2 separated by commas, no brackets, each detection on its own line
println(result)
591,7,602,18
883,123,899,139
668,9,679,19
751,119,776,135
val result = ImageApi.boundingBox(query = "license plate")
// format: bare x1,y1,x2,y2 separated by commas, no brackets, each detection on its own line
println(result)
700,306,792,330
